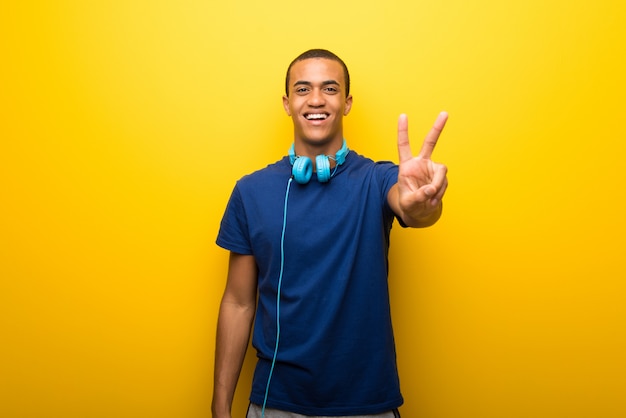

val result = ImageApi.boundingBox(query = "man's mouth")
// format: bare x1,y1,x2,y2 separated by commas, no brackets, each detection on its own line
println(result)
304,113,329,121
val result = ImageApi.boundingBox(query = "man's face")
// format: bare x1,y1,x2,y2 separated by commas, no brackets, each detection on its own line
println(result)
283,58,353,148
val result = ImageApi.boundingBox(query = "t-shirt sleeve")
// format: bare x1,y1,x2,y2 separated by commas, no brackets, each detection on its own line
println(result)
375,161,407,227
216,184,253,255
375,161,399,206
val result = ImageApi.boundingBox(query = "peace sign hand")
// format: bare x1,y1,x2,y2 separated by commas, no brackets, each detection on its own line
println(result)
394,112,449,227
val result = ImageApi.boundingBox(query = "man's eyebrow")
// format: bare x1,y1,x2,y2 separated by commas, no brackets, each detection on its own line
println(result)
293,80,340,88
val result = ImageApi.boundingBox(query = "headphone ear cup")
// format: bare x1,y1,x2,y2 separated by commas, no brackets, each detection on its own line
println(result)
316,155,331,183
292,156,313,184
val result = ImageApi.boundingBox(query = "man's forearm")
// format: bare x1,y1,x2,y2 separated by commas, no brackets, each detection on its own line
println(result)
212,300,255,418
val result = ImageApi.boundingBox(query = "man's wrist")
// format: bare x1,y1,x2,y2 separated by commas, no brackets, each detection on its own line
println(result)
403,200,443,228
211,393,233,418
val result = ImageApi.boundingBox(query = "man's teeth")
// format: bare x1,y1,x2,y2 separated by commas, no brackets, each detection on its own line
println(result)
305,114,328,120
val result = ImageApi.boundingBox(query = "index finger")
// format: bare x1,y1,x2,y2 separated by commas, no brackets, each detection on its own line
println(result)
419,111,448,160
397,113,413,163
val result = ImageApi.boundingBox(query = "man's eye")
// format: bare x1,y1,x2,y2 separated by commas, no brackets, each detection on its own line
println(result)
324,87,338,93
296,87,309,94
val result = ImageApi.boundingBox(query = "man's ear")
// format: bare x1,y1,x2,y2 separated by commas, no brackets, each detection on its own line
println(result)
344,95,353,116
283,95,291,116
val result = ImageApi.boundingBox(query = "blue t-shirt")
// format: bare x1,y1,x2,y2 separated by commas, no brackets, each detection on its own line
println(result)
216,151,404,416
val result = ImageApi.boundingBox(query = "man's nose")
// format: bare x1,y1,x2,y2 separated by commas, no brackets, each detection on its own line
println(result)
307,89,325,106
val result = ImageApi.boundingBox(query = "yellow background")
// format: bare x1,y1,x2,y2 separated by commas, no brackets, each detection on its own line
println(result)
1,1,625,417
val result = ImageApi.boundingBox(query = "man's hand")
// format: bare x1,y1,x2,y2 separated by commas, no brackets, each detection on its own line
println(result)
394,112,448,227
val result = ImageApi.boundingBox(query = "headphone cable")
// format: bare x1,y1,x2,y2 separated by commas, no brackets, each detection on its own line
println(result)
261,176,293,418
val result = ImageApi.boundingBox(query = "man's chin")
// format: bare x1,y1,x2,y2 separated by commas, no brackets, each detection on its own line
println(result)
299,136,336,148
298,130,342,144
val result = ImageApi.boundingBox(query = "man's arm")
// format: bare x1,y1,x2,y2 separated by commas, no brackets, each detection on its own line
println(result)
388,184,443,227
212,252,258,418
388,112,448,228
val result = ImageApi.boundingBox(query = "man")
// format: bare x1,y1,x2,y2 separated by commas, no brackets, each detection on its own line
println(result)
212,49,448,418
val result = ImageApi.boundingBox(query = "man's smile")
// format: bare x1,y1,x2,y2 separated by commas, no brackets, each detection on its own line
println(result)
304,113,329,121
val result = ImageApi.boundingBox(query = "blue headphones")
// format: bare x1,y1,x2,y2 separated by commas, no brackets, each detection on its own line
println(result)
288,139,349,184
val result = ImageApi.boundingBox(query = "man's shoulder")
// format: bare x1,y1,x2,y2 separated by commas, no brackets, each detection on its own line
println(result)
237,157,290,184
346,151,397,173
346,149,395,164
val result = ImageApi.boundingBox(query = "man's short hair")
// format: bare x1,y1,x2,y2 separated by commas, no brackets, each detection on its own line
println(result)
285,49,350,98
